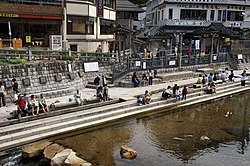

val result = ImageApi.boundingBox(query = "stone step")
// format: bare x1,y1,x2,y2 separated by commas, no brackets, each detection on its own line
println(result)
0,82,242,139
0,85,249,151
118,78,163,88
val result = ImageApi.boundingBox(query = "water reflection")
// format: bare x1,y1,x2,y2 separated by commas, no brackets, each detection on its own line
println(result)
0,93,249,166
55,93,250,166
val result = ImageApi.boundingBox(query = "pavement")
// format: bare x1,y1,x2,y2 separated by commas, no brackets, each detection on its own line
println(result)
0,69,248,123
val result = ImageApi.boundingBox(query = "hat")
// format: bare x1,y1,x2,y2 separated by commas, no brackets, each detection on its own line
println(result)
19,94,24,98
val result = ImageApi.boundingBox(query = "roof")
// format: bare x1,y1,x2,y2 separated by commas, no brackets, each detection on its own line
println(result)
116,0,145,12
194,22,235,36
0,1,63,16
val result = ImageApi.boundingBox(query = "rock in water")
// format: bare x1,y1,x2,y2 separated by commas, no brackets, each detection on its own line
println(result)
65,151,92,166
22,141,52,158
43,143,64,160
51,149,73,166
120,145,137,160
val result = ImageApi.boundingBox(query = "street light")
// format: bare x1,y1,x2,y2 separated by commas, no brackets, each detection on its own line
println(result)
179,33,185,67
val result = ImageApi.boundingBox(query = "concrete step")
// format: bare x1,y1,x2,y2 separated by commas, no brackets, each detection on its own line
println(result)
0,84,249,151
118,78,163,88
86,83,115,89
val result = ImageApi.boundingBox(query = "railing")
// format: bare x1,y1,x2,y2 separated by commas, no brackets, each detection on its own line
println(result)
112,53,228,80
5,0,63,6
0,48,117,63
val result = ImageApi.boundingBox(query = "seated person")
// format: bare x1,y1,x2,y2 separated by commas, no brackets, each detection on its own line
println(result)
28,95,39,115
102,84,109,101
143,90,151,104
210,82,216,93
141,74,148,86
220,71,228,82
38,93,49,113
162,85,172,99
204,83,212,94
16,94,28,119
74,89,83,106
228,70,234,81
137,95,144,106
196,74,203,84
132,72,140,87
96,85,104,101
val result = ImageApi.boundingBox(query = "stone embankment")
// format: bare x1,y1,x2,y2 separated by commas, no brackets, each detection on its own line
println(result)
0,78,249,153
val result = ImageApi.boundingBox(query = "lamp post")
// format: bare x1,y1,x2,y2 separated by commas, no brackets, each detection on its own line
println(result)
210,33,214,64
179,33,184,67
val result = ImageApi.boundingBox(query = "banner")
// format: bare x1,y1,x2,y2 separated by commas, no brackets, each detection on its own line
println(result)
97,0,104,17
49,35,62,51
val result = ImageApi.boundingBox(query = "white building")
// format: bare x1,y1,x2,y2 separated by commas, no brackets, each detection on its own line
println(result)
64,0,116,52
140,0,250,55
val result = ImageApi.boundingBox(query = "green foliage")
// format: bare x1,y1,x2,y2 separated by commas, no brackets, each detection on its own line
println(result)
63,56,76,61
0,59,27,65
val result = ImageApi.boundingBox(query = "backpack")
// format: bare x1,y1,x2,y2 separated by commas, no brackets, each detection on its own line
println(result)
94,76,100,84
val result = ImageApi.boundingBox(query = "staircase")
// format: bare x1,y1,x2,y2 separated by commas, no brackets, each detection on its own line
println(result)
0,81,249,152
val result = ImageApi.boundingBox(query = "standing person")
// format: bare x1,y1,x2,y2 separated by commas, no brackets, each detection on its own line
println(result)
240,70,248,86
96,45,102,53
175,86,181,101
148,69,154,86
172,84,178,97
74,89,83,106
38,94,49,113
93,75,100,88
99,75,107,87
103,84,109,101
142,74,148,86
228,70,235,81
12,78,19,94
96,85,103,101
182,85,188,100
28,95,39,115
16,94,28,119
0,81,6,107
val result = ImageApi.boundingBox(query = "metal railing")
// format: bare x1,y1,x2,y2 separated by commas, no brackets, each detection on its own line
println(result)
0,48,117,63
112,53,228,80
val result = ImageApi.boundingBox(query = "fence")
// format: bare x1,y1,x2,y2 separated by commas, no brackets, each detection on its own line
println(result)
112,53,228,80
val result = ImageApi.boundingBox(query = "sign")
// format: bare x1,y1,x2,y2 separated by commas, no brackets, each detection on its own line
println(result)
84,62,99,72
97,0,104,17
143,62,147,69
26,36,31,43
169,61,176,65
135,61,141,67
238,54,243,60
195,40,200,50
49,35,62,51
0,13,19,17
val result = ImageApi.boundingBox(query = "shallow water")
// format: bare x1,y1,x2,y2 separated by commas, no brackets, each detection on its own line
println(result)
1,92,250,166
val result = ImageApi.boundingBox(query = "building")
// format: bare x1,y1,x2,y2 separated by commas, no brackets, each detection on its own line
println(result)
0,0,117,52
65,0,116,52
140,0,250,56
0,0,63,48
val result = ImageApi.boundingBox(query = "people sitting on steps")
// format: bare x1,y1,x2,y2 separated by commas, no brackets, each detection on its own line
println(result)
16,94,28,119
38,93,49,113
142,73,148,86
196,74,203,84
162,85,172,99
220,71,228,82
132,72,140,87
204,82,216,94
28,95,39,116
228,70,235,82
74,89,84,106
143,90,151,104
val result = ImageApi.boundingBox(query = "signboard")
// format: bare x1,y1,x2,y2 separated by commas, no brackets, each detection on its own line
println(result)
135,61,141,67
195,40,200,50
97,0,104,17
26,36,31,43
84,62,99,72
49,35,62,51
238,54,243,60
143,62,147,69
0,13,19,17
169,61,176,65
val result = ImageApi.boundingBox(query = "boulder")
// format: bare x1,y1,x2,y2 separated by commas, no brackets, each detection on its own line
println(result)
65,151,92,166
120,145,137,160
51,149,73,166
22,141,52,158
43,143,64,160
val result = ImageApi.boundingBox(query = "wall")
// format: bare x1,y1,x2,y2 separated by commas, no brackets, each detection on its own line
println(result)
0,61,112,101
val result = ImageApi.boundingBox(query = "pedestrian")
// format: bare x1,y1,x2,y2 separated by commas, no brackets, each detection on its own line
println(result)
28,95,39,115
0,81,6,107
182,85,188,100
142,74,148,86
148,69,154,86
228,70,235,81
38,93,49,113
96,85,103,101
132,72,140,87
96,45,102,53
74,89,83,106
240,70,248,86
93,75,100,88
103,84,109,101
172,84,178,97
12,78,19,94
16,94,28,119
99,75,107,87
175,86,181,101
143,90,151,104
162,85,172,99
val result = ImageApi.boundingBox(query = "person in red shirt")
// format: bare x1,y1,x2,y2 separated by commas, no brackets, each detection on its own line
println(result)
16,94,28,119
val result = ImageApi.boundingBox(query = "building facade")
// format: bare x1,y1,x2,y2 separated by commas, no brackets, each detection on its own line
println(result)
141,0,250,55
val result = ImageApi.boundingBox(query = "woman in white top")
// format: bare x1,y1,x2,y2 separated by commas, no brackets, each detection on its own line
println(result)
28,95,39,115
0,81,6,107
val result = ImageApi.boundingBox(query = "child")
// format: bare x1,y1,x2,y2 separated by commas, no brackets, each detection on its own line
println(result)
182,85,188,100
175,86,181,101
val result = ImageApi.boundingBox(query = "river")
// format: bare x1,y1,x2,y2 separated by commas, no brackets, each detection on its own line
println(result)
0,92,250,166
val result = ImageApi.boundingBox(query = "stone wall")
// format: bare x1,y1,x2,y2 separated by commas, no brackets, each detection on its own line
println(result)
0,61,112,101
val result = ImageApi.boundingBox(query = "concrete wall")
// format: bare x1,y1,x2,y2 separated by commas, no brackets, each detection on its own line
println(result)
0,61,112,100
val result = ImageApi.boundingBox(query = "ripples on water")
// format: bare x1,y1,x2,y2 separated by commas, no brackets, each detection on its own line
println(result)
1,93,250,166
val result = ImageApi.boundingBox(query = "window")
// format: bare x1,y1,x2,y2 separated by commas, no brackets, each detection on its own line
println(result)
100,19,115,35
227,11,244,21
169,9,173,19
161,10,164,20
180,9,207,20
104,0,114,9
210,10,215,21
67,16,94,35
158,11,161,21
218,10,222,21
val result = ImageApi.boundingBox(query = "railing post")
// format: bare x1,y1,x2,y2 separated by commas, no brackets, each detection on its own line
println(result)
27,46,32,61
